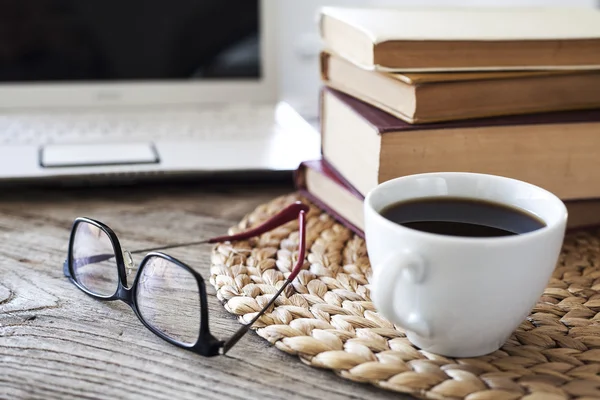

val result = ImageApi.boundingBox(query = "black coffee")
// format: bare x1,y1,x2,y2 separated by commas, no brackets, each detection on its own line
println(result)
380,197,546,237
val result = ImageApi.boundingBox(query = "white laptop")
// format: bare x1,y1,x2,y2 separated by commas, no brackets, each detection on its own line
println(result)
0,0,320,185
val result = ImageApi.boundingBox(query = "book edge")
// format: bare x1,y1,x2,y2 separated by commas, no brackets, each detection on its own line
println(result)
324,86,600,134
295,160,365,238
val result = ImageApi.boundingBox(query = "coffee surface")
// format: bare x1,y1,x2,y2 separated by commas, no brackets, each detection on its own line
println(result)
380,197,546,237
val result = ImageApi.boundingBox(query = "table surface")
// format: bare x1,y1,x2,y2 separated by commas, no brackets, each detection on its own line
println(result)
0,178,408,400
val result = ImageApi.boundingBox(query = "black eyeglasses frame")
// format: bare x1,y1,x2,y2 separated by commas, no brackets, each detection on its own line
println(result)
63,201,308,357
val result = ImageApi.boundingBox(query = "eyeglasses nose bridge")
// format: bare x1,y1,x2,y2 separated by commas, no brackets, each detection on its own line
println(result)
123,249,134,276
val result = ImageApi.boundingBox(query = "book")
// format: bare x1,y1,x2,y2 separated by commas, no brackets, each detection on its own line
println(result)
320,51,600,124
319,7,600,72
296,159,600,235
320,87,600,202
295,159,364,237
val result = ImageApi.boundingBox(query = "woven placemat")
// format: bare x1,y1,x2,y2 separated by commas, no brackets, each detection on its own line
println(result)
209,193,600,400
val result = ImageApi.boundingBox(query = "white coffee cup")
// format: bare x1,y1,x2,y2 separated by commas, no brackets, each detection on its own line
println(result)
364,172,567,357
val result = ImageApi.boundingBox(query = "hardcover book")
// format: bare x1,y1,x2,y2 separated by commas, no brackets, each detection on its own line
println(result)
296,159,600,235
295,159,364,237
321,86,600,201
320,51,600,124
319,7,600,71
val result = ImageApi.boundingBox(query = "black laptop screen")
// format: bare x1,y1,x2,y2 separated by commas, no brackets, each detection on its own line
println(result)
0,0,261,82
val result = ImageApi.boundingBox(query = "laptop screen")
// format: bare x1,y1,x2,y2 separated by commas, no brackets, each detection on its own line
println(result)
0,0,261,82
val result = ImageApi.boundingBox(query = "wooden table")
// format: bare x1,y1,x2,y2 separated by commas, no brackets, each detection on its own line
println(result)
0,179,406,400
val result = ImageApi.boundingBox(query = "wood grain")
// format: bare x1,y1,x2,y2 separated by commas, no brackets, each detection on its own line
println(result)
0,181,408,400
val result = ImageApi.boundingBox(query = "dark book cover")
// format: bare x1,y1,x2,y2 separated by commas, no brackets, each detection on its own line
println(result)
324,86,600,134
295,159,365,238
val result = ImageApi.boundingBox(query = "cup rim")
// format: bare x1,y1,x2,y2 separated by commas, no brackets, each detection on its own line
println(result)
364,172,568,243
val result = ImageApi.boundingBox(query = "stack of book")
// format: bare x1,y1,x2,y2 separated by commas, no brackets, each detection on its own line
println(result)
295,6,600,236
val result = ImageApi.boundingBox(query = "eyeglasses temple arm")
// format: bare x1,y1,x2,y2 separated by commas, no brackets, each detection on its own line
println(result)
206,201,309,244
66,203,308,275
64,253,118,273
220,209,307,355
128,201,310,254
220,279,291,355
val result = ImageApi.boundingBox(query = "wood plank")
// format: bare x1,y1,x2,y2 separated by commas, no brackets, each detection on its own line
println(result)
0,181,408,399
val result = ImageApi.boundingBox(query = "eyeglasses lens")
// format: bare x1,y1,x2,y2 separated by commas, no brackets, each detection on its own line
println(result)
71,221,119,297
135,256,201,345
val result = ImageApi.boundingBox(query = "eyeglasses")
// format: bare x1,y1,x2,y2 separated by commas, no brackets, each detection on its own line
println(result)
63,201,308,357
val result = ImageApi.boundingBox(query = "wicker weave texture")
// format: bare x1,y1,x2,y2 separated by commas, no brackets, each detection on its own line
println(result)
209,194,600,400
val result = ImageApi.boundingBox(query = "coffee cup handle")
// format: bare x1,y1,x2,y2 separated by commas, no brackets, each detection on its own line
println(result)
372,249,431,338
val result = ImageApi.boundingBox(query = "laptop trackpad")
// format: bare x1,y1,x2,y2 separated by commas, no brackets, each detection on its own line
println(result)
40,143,159,168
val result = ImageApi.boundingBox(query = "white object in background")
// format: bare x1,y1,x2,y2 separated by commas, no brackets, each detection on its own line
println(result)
277,0,600,119
41,143,158,167
0,0,325,184
363,172,568,357
0,101,321,182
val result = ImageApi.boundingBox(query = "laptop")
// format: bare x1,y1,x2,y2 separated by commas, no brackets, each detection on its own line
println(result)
0,0,320,185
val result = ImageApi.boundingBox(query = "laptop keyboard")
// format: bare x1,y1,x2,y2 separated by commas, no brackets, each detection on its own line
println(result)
0,104,278,145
